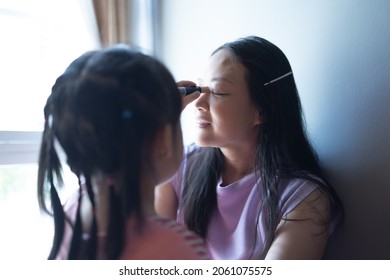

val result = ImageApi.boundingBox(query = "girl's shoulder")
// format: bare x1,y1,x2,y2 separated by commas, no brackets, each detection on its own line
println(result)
152,215,209,257
120,215,209,260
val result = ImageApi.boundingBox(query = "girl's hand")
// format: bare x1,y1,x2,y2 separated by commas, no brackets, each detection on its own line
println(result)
177,80,202,110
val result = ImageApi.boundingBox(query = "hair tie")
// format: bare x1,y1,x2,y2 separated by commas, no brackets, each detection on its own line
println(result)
105,176,117,187
121,110,133,119
47,114,53,128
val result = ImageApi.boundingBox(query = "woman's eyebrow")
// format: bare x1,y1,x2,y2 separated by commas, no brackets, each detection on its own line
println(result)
211,76,235,85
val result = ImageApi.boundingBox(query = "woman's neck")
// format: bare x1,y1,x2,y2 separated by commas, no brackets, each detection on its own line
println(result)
220,144,256,185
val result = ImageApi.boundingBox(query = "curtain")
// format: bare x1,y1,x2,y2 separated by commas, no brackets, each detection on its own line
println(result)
92,0,160,56
92,0,131,47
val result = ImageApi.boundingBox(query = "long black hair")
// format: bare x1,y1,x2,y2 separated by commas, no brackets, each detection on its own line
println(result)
37,46,182,259
181,36,343,258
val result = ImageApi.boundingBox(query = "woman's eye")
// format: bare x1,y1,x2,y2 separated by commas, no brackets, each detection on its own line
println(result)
211,91,228,96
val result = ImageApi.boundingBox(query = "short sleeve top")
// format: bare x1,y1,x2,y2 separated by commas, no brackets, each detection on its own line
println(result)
171,144,326,259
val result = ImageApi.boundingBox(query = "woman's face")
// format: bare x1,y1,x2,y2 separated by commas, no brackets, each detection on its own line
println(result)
194,49,261,149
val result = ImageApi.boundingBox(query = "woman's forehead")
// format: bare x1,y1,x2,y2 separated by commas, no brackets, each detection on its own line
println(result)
205,50,247,86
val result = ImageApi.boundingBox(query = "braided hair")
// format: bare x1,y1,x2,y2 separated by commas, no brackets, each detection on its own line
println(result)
37,46,182,259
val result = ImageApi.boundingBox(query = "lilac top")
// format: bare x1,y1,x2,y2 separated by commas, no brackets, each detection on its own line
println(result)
171,145,322,260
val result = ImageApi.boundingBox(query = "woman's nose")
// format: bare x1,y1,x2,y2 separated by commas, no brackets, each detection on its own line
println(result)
194,87,210,111
200,86,210,94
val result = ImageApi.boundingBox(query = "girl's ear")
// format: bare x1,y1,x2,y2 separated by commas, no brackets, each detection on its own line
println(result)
153,124,174,158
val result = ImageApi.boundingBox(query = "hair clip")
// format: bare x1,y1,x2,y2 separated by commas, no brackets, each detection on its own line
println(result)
264,71,293,86
121,110,133,119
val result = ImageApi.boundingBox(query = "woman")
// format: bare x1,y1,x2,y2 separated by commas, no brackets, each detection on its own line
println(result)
155,36,343,259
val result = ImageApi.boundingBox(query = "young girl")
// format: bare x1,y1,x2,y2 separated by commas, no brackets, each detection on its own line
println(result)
155,36,343,259
37,46,207,259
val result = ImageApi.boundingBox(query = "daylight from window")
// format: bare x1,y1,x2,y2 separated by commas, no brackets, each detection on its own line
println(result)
0,0,98,260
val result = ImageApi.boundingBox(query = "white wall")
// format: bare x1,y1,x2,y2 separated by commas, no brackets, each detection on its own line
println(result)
160,0,390,259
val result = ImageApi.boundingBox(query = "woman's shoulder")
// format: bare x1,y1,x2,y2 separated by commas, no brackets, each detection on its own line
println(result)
184,143,203,158
279,176,328,207
172,143,200,175
276,176,323,214
278,175,323,196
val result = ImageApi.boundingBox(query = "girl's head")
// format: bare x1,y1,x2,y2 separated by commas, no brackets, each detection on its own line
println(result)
46,46,182,180
38,46,182,259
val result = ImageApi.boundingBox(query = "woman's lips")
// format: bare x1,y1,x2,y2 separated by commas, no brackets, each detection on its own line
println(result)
196,119,211,128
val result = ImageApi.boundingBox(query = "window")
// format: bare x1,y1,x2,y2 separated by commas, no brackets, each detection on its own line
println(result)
0,0,99,132
0,0,99,260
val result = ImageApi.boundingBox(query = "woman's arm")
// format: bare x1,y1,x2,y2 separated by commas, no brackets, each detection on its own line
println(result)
265,189,331,259
154,182,178,220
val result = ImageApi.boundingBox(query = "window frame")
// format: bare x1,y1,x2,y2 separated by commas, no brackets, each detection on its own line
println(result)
0,131,42,165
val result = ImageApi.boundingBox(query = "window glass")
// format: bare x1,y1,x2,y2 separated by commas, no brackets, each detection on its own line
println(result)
0,0,99,131
0,163,78,260
0,0,98,260
0,164,51,259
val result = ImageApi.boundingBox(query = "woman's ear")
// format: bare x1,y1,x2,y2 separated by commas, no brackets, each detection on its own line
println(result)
254,109,264,126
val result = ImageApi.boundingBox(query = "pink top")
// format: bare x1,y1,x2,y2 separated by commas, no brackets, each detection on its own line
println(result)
56,189,209,260
171,145,325,259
